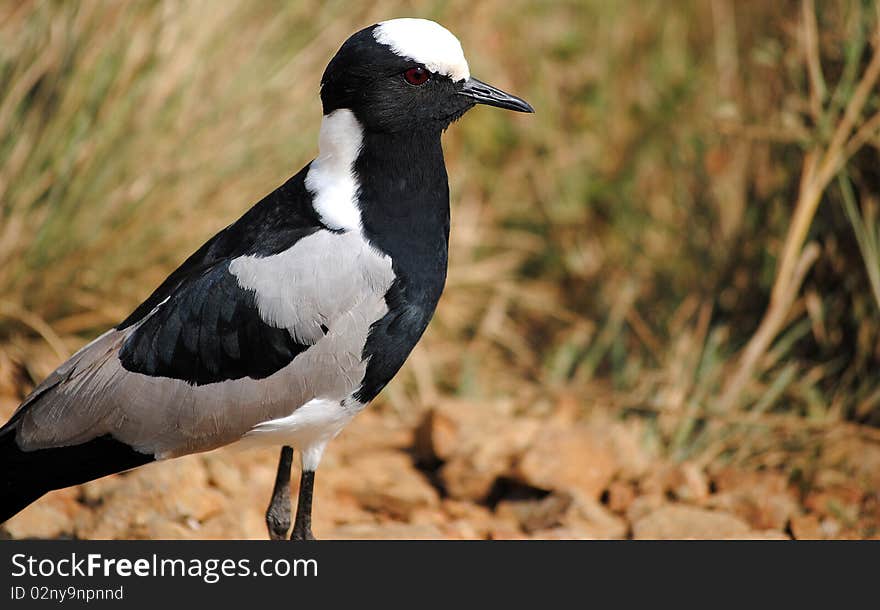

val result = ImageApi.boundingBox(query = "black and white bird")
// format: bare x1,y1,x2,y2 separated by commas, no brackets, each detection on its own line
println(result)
0,18,532,540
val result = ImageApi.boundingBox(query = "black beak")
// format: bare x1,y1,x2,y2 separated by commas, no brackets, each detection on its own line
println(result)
458,77,534,113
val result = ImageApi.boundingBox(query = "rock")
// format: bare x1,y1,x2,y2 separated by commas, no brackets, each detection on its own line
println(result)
4,489,78,539
443,520,488,539
496,491,626,539
240,506,275,540
707,470,799,531
566,492,627,539
337,409,413,455
326,522,444,540
754,530,791,540
804,483,863,524
675,463,710,503
789,514,823,540
345,450,439,520
604,418,660,480
440,421,540,502
409,507,448,527
632,505,783,540
171,485,226,524
415,406,463,462
416,400,540,502
626,493,666,523
76,458,225,539
145,519,196,540
203,453,245,496
529,514,628,539
605,480,637,514
196,508,264,540
313,493,374,535
641,462,709,504
442,498,493,522
439,456,500,501
550,393,582,424
530,526,595,539
820,517,842,538
151,459,224,523
514,423,617,500
441,499,495,538
639,466,671,496
488,522,529,540
848,441,880,490
496,493,572,533
415,400,514,462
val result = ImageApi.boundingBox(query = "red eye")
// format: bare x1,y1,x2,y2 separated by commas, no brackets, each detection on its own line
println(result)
404,67,430,86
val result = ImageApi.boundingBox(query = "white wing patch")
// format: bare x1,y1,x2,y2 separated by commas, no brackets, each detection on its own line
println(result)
228,230,393,341
374,18,470,82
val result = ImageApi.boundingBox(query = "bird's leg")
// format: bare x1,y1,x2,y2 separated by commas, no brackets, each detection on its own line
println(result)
290,469,316,541
265,445,294,540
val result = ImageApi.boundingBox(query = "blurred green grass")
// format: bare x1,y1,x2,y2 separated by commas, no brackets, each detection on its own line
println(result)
1,0,879,468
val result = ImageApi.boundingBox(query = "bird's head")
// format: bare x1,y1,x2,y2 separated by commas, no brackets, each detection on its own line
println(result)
320,18,534,134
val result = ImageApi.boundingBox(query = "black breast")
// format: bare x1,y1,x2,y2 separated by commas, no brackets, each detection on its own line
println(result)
353,130,450,403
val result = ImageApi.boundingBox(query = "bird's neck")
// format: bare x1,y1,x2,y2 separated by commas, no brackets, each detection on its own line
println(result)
355,128,450,295
306,110,450,300
307,110,450,242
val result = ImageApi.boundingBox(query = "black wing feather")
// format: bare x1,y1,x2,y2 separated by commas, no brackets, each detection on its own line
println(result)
117,166,328,386
119,261,312,386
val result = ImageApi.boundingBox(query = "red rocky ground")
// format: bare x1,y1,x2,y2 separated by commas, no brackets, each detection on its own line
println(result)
5,393,880,540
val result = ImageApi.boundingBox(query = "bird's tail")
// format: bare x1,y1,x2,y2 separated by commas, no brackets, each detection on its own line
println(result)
0,424,154,525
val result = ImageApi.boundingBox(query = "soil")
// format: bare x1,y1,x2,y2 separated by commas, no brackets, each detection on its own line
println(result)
4,392,879,540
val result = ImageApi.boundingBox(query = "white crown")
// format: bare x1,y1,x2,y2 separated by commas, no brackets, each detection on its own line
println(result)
374,18,470,82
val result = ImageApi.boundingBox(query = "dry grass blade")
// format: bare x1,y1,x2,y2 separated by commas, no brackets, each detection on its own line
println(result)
837,174,880,312
717,9,880,412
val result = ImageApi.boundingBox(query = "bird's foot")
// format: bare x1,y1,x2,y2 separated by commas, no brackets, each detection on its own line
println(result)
265,504,291,541
290,526,315,541
265,445,294,540
289,468,316,540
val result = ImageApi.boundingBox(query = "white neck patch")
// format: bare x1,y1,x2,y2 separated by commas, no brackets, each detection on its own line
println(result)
305,108,363,232
374,18,470,82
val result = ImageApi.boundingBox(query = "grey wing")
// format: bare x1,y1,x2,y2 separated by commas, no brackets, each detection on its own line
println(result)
12,231,394,458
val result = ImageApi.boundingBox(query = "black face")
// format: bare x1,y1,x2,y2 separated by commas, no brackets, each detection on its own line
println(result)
320,25,533,134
